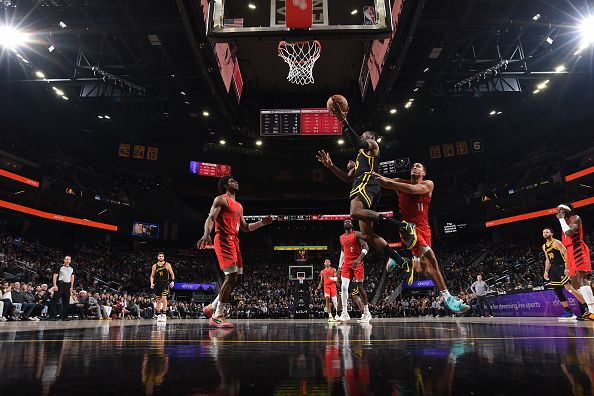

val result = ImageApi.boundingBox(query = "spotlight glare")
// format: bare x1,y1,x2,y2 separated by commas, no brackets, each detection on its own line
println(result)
413,87,419,92
0,26,30,50
404,101,412,109
62,96,68,100
423,67,430,72
338,139,344,145
554,64,565,73
536,80,549,89
98,115,104,119
202,111,210,117
58,21,67,28
532,14,541,21
104,115,110,119
496,111,502,115
580,15,594,44
489,110,496,115
533,89,540,94
389,108,397,114
377,137,382,143
248,3,256,9
219,139,226,145
53,88,64,96
180,91,186,96
255,140,263,146
385,125,392,131
35,71,45,79
350,9,358,15
48,45,55,53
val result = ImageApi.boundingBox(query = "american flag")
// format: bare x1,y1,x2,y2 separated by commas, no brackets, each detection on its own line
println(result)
224,18,244,28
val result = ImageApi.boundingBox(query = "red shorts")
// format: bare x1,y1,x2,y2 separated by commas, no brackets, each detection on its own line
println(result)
324,284,337,298
566,242,592,276
411,227,432,258
341,260,365,281
214,233,243,274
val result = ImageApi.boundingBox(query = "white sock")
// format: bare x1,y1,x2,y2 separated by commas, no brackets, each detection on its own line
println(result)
364,305,370,315
440,290,452,299
211,295,220,310
340,277,350,315
331,296,338,310
214,302,227,318
579,286,594,311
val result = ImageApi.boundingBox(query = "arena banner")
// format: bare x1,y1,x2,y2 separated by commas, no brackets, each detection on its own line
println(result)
172,282,216,291
489,290,581,317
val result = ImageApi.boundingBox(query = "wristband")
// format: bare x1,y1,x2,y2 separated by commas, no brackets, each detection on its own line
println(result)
361,249,368,256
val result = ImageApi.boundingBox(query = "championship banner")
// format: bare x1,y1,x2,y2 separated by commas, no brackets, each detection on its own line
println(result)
147,147,159,161
286,0,313,28
118,143,130,157
133,145,145,159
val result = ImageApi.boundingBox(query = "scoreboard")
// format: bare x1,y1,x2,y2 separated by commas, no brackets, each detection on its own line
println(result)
260,109,342,136
190,161,232,177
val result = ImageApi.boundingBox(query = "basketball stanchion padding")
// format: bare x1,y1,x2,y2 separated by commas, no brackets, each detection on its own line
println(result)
278,40,322,85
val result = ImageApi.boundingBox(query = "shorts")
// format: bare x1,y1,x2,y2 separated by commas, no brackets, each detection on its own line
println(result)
548,264,570,287
214,233,244,275
411,227,432,258
324,284,337,298
350,180,380,210
341,260,365,282
566,242,592,276
154,282,169,298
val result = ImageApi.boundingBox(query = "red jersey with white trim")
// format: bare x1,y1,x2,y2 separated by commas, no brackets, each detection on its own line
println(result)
322,267,336,286
215,195,243,237
561,217,585,248
398,181,431,231
340,232,362,263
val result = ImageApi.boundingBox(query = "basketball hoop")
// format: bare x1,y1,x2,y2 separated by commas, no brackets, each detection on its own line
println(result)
297,272,306,284
278,40,321,85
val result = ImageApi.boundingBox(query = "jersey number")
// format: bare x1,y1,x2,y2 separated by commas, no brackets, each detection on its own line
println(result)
417,202,424,212
548,252,554,259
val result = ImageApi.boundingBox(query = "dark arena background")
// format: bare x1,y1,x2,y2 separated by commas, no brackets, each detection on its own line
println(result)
1,0,594,395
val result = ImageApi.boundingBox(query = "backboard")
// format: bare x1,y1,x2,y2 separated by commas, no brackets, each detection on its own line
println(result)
289,265,314,281
207,0,393,42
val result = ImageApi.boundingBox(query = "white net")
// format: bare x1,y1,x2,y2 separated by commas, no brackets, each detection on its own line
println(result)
278,40,322,85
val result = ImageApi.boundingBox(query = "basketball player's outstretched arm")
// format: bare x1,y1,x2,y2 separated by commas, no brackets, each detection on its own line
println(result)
239,212,273,233
372,172,434,195
329,100,378,152
197,195,226,248
316,150,355,182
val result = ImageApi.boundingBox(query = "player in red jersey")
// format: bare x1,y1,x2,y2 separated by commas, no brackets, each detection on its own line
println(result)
557,203,594,320
337,218,371,323
316,259,339,322
373,163,470,314
197,175,273,328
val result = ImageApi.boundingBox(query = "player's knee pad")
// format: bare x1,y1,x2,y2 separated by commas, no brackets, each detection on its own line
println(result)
554,286,566,302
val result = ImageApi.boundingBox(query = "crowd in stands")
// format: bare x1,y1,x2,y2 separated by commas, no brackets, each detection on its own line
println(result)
2,223,591,321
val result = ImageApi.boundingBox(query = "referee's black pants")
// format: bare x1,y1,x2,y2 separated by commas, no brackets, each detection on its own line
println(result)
50,282,71,319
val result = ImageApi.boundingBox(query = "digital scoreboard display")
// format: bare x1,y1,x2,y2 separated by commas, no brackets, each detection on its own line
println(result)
190,161,232,177
260,109,342,136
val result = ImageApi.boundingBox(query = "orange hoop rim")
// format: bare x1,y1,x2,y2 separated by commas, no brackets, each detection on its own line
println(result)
278,40,322,65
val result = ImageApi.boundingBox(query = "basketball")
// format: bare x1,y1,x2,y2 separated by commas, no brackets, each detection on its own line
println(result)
327,95,349,115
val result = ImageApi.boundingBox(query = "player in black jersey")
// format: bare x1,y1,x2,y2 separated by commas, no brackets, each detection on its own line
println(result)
317,98,416,275
150,252,175,323
542,228,587,320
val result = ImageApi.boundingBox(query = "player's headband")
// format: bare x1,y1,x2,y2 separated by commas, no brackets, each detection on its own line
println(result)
557,204,571,211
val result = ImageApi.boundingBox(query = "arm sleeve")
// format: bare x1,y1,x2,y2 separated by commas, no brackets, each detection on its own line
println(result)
343,122,369,150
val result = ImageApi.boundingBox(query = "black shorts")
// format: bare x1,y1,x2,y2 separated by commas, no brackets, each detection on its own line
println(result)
350,182,380,210
548,265,570,287
154,282,170,297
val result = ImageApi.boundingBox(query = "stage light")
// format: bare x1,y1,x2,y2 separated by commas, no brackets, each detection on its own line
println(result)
408,98,414,102
0,26,29,50
580,15,594,45
202,111,210,117
248,3,256,9
180,91,186,96
35,71,45,79
350,9,358,15
413,87,419,92
533,89,540,94
62,96,68,100
97,115,104,119
104,115,110,119
219,139,226,145
423,67,429,72
385,125,392,131
255,140,263,146
58,21,67,28
48,44,54,52
389,108,397,114
497,111,502,115
404,101,412,109
546,37,553,45
555,64,565,73
184,101,190,104
537,80,549,89
377,137,382,143
532,14,541,21
52,87,64,96
489,110,496,116
338,139,344,145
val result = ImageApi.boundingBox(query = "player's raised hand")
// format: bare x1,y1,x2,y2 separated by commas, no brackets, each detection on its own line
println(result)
261,215,274,225
316,150,333,168
328,99,347,122
347,160,356,170
197,234,213,249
